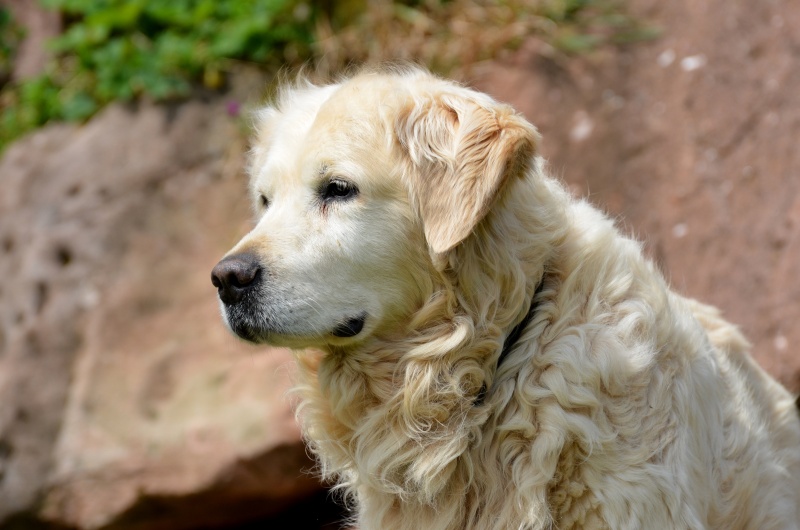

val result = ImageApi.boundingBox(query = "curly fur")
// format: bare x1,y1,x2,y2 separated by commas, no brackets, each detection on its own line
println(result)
219,67,800,529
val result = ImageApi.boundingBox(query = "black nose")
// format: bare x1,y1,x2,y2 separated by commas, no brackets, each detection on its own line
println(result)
211,253,262,305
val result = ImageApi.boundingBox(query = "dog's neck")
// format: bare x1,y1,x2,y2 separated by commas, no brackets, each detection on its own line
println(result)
497,277,547,369
474,277,546,406
294,170,571,510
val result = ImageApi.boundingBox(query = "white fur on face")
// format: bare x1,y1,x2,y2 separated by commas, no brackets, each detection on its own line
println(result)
222,80,432,348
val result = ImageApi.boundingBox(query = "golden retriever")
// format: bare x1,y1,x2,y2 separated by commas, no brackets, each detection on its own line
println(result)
211,67,800,529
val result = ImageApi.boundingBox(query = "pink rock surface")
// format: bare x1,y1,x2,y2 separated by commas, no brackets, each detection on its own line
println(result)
476,0,800,392
0,98,322,528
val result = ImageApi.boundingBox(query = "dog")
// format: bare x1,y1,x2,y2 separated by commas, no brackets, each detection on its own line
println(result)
212,67,800,529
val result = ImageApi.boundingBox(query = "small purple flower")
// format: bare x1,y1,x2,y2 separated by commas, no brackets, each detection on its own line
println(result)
226,101,241,117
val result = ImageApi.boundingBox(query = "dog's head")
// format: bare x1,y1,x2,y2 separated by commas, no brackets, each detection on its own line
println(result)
212,68,539,349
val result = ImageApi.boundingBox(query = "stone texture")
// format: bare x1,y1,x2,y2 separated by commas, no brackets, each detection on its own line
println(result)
475,0,800,392
0,95,323,528
0,0,60,81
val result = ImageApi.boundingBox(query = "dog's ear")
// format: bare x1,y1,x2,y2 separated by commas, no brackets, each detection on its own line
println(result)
395,91,539,254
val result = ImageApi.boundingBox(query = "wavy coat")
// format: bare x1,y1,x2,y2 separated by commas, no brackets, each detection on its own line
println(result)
220,67,800,529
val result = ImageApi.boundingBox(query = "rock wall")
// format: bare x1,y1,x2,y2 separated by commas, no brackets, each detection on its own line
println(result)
0,96,327,528
477,0,800,392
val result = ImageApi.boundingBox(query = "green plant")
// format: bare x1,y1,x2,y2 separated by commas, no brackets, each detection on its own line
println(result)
543,0,659,52
0,0,654,153
0,7,24,88
1,0,318,151
315,0,657,77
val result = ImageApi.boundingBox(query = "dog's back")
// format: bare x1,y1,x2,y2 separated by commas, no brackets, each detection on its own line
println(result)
463,199,800,529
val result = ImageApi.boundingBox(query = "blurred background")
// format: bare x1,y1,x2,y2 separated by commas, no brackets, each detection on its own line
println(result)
0,0,798,528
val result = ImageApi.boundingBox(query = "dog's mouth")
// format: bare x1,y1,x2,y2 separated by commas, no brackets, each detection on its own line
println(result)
213,254,371,345
331,313,367,338
224,305,368,346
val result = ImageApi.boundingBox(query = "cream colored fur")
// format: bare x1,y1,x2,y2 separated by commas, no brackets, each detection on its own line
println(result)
220,67,800,529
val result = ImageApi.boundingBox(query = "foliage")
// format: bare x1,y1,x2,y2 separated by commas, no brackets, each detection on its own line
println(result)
0,0,655,152
0,7,24,88
315,0,657,76
544,0,660,52
1,0,317,150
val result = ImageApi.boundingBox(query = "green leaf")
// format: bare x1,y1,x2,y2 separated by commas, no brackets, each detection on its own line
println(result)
60,91,98,120
554,32,602,53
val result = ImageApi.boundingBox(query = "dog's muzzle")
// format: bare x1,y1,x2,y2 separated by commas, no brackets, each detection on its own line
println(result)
211,253,368,342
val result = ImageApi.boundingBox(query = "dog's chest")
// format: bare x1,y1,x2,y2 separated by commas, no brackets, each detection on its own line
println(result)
544,443,607,529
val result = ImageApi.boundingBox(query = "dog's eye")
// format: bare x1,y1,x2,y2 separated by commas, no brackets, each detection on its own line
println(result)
259,194,270,210
322,179,358,202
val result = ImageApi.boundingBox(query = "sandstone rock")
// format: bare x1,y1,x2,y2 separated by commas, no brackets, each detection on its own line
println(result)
1,0,61,81
476,0,800,393
0,96,325,528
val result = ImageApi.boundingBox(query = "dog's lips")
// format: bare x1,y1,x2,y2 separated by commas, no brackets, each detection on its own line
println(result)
222,301,369,346
331,313,367,338
230,321,260,343
222,306,264,343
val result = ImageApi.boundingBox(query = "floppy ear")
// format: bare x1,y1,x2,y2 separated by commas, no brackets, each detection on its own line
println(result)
395,91,539,254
